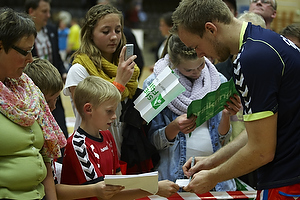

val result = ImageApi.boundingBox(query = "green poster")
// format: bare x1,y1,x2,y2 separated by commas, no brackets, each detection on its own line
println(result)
187,78,238,127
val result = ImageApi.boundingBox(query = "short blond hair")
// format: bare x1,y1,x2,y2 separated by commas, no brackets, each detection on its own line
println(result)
239,12,266,28
74,76,121,118
24,58,63,96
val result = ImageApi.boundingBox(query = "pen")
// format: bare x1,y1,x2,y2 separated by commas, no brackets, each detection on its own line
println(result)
189,156,195,182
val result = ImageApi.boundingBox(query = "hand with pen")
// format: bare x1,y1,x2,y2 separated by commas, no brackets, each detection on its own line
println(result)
182,156,218,194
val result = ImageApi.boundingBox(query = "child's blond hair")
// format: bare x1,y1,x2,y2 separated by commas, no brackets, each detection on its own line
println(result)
239,12,266,29
24,58,63,96
74,76,121,119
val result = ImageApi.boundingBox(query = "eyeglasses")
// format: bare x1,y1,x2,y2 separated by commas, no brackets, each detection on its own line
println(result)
250,0,275,9
11,45,33,57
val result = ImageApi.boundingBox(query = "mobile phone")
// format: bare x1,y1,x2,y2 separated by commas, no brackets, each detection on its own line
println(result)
125,44,134,60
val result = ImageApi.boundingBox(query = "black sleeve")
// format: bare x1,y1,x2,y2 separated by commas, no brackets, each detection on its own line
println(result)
46,24,67,75
124,26,144,74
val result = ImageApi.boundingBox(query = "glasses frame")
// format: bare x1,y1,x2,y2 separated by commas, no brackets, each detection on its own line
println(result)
250,0,275,10
11,45,33,57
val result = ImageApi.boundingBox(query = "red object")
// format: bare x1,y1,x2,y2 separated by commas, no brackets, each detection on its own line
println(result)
119,160,127,175
136,191,257,199
112,81,125,93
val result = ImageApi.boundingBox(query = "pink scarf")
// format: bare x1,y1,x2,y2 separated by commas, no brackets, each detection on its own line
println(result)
0,73,67,159
154,55,221,115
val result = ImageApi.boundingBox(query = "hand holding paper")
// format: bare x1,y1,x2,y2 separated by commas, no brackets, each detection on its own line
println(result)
171,114,197,135
223,94,242,116
175,179,190,187
187,78,238,127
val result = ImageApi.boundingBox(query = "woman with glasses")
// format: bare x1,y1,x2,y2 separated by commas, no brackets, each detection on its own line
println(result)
249,0,277,30
0,8,66,199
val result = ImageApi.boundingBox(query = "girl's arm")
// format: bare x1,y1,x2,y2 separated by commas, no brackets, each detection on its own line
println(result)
218,94,241,135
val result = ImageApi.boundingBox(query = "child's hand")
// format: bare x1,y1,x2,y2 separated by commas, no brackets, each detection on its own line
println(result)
174,114,197,134
95,181,124,199
224,94,242,116
156,180,180,198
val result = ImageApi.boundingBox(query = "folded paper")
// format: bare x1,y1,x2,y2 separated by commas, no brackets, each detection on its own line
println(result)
134,67,185,123
104,171,158,194
187,78,238,127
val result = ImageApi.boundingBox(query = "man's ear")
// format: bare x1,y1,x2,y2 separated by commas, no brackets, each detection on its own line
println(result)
205,22,217,35
271,10,276,19
83,103,93,114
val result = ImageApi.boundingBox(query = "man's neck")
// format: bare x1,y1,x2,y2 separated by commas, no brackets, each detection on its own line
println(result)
222,18,244,55
265,22,272,30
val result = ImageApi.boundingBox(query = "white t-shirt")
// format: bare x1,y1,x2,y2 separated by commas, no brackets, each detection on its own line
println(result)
185,121,213,160
63,63,124,158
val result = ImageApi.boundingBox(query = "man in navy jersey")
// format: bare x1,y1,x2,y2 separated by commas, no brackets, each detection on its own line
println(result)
171,0,300,199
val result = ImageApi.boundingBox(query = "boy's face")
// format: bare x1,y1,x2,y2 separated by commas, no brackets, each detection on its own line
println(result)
91,99,118,131
45,91,61,112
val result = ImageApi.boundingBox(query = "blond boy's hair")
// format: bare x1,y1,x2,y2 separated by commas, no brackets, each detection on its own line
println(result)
239,12,266,29
74,76,121,119
24,58,63,96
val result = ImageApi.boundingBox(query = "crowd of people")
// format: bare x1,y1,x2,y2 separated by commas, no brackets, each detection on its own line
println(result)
1,0,300,199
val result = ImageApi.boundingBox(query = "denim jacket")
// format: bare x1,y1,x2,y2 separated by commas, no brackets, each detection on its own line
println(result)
144,72,236,191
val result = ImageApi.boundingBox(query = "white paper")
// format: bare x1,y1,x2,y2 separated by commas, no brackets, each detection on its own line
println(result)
104,171,158,194
134,67,185,123
175,179,190,187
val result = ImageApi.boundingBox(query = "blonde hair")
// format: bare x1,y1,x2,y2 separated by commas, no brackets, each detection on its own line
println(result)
239,12,266,28
74,76,121,118
24,58,63,96
72,4,126,68
161,34,198,67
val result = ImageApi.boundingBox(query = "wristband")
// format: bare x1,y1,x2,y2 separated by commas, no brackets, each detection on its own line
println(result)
113,81,125,93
